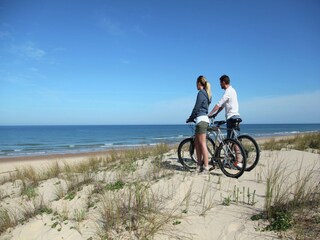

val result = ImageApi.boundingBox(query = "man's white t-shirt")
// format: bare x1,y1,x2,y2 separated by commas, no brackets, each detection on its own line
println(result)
217,86,239,119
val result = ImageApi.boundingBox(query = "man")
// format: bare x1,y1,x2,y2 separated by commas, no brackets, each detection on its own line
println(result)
209,74,240,138
209,74,242,168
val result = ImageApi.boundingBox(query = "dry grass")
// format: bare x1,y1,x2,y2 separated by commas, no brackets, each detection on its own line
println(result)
262,133,320,151
0,144,177,238
98,182,176,239
264,161,319,218
253,153,320,236
199,183,216,216
0,207,17,234
0,196,51,235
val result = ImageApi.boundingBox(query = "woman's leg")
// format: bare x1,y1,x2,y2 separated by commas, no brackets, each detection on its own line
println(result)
194,134,203,166
198,133,209,168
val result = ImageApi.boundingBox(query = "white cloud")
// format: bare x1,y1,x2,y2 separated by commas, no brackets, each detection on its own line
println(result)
53,47,67,52
240,90,320,123
132,25,146,36
120,58,131,65
100,17,123,35
0,22,13,39
22,42,46,59
11,42,46,60
0,31,11,39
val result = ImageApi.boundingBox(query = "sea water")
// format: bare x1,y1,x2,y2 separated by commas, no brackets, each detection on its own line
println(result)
0,124,319,158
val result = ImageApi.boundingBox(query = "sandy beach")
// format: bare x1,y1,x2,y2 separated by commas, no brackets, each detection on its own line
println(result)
0,134,319,240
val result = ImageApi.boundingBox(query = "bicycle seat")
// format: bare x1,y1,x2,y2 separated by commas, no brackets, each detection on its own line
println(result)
207,126,219,132
214,121,226,126
230,118,242,123
229,118,242,131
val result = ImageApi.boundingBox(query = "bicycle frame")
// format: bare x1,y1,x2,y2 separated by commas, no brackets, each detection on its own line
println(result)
209,118,260,172
208,119,239,141
178,120,247,178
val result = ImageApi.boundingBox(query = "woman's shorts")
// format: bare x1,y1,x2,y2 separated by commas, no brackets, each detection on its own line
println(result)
195,121,209,135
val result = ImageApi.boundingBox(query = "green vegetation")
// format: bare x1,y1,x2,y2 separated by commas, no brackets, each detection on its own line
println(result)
99,183,176,239
262,133,320,151
21,184,38,199
252,155,320,237
0,144,176,238
265,210,293,231
1,138,319,238
64,191,76,201
0,207,16,234
222,195,231,206
105,180,125,191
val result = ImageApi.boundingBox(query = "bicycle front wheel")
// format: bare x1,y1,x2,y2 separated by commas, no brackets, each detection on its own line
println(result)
178,138,197,170
215,138,246,178
238,135,260,171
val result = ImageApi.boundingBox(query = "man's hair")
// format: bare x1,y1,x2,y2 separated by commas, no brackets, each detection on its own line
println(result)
220,75,230,84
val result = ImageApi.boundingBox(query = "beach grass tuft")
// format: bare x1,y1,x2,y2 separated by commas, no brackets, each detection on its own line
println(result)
0,143,177,237
262,133,320,151
0,207,17,234
99,182,176,239
257,154,320,235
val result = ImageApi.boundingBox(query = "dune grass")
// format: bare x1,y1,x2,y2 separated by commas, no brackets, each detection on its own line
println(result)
0,207,17,234
263,163,320,236
98,182,176,239
1,138,319,238
251,147,320,237
0,144,177,237
262,133,320,151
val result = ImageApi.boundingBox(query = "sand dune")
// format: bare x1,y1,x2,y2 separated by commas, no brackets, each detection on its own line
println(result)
0,144,319,239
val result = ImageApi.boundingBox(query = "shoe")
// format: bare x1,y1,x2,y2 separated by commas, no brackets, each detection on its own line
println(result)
199,166,210,174
195,161,204,173
233,162,243,169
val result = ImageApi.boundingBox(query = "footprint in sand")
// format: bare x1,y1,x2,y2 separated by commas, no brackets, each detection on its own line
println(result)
220,222,245,239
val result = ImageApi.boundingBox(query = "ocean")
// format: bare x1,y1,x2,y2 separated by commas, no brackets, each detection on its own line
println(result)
0,124,319,158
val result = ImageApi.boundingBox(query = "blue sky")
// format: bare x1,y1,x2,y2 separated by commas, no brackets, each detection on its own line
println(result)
0,0,319,125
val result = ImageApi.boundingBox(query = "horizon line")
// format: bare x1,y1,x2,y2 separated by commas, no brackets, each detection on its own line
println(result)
1,123,320,127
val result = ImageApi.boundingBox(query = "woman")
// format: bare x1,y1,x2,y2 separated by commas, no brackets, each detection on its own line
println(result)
186,75,212,173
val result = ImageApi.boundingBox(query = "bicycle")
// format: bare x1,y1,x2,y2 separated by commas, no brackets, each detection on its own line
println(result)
213,118,260,171
177,122,247,178
180,118,260,172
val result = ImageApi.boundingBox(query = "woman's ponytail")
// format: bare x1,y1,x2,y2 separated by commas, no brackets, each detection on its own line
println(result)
205,81,212,103
197,75,212,103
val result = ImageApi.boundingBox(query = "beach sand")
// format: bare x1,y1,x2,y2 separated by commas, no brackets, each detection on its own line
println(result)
0,135,319,240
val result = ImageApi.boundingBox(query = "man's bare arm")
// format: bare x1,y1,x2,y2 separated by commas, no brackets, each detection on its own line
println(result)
209,105,224,118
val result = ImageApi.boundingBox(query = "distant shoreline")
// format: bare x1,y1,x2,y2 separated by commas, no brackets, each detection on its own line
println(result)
1,123,320,127
0,132,317,163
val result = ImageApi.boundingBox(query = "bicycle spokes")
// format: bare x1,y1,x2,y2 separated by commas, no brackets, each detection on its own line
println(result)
237,135,260,172
215,139,246,178
178,138,197,169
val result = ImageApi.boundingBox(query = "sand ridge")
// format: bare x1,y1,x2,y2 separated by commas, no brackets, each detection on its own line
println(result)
0,145,319,239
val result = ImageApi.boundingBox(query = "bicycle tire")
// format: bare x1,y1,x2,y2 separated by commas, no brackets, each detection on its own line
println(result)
237,135,260,171
206,137,216,160
214,138,246,178
190,136,216,162
178,138,197,170
178,137,216,170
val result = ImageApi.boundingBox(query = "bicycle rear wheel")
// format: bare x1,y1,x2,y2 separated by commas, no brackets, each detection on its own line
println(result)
178,137,216,170
190,137,216,162
178,138,197,170
238,135,260,171
214,138,246,178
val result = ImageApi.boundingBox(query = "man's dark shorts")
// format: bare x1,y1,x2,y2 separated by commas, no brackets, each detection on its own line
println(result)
227,115,240,138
